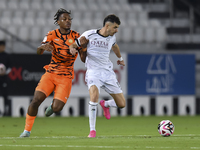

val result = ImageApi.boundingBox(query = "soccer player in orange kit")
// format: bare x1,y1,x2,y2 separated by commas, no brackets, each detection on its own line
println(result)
20,8,87,137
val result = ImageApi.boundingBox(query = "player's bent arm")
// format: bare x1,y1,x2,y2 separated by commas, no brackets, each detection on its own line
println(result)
112,43,125,66
79,36,89,48
112,43,122,58
37,42,54,55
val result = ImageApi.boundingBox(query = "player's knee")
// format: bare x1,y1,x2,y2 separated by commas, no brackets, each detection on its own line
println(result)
30,92,46,109
30,98,41,109
118,101,126,108
118,105,125,109
52,100,65,112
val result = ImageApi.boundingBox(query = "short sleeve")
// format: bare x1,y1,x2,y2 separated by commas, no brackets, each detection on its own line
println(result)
41,31,53,44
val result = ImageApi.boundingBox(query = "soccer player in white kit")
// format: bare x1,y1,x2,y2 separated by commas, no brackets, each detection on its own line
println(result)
69,14,126,138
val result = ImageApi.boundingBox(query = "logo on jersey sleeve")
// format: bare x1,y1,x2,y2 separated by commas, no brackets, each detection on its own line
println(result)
42,36,47,42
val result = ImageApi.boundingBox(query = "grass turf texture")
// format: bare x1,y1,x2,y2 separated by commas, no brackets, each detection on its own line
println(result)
0,116,200,150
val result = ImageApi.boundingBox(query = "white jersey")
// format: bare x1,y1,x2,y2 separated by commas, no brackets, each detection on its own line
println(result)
78,29,116,70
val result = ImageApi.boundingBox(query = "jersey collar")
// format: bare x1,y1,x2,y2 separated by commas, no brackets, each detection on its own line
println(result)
97,29,109,38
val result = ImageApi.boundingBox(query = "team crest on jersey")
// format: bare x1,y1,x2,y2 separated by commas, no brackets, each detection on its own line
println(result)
68,39,73,43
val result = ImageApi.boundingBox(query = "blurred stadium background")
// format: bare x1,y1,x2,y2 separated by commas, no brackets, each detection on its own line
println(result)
0,0,200,117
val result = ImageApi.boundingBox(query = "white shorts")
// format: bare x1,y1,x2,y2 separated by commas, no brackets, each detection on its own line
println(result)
85,69,122,94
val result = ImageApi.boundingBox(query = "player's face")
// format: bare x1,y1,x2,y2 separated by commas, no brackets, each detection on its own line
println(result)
108,22,119,36
57,13,72,30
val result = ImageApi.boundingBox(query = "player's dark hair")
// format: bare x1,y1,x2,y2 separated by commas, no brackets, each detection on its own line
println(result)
0,40,6,46
103,14,121,26
54,8,72,25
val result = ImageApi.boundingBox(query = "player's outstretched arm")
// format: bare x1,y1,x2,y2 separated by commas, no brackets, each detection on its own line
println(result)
112,44,125,66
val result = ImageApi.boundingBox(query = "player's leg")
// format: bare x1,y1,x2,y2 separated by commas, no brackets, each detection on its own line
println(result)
100,93,125,120
100,72,125,119
45,99,65,116
85,70,102,137
88,85,99,138
100,98,112,119
109,93,126,108
20,72,54,137
45,76,72,117
20,91,46,137
103,91,126,109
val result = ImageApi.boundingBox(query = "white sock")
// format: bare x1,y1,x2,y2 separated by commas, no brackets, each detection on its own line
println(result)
88,101,98,131
104,99,117,108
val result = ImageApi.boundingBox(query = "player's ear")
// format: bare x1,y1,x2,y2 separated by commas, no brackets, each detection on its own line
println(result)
105,22,110,28
57,21,60,25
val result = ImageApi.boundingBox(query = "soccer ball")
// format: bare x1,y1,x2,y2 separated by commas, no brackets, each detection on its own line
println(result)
0,63,6,75
158,120,175,137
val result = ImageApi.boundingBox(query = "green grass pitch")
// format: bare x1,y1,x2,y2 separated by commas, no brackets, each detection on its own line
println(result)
0,116,200,150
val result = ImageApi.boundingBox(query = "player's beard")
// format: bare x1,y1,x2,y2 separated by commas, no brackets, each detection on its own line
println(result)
65,27,70,30
110,32,115,36
108,29,116,36
65,23,71,31
63,26,71,33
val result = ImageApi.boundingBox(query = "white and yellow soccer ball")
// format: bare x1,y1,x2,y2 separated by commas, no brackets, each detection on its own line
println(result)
158,120,175,137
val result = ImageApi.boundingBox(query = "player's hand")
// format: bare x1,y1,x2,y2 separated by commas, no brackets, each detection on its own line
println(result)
39,42,54,52
117,60,125,66
44,42,54,52
70,47,78,56
79,36,89,48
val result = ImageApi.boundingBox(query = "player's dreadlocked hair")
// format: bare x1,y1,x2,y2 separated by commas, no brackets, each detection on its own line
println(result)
54,8,72,25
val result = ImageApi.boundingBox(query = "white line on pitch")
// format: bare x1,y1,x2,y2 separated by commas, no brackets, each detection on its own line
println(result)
0,134,200,139
0,145,200,149
0,144,130,148
136,134,200,137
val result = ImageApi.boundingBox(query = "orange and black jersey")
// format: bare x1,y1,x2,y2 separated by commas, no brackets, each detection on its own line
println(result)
42,29,80,79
